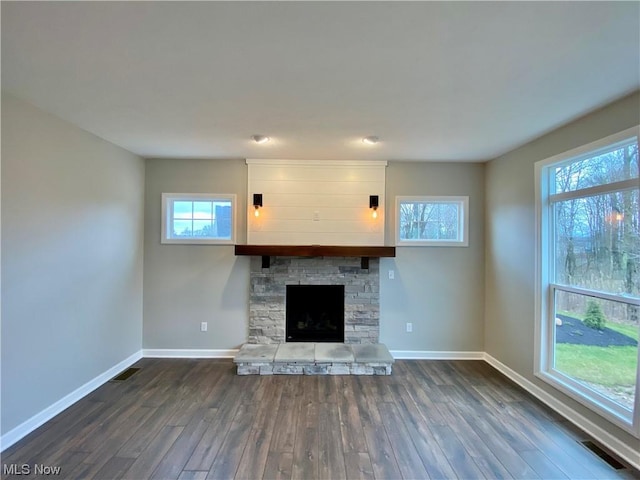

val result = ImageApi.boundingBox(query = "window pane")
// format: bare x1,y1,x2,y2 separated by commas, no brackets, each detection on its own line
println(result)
173,219,192,237
192,220,213,236
214,203,232,239
173,201,193,219
553,141,638,194
399,201,461,241
436,203,459,240
554,290,638,412
193,201,213,219
553,189,640,297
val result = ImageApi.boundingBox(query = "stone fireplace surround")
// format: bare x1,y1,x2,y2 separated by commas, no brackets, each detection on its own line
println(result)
248,256,380,344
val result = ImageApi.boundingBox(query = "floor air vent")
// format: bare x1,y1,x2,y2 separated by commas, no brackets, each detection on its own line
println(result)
111,367,140,382
580,440,625,470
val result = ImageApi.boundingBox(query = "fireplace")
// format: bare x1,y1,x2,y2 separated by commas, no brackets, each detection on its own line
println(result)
286,285,344,342
247,256,380,344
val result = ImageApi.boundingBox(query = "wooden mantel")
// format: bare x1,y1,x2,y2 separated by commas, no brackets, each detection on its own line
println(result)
234,245,396,269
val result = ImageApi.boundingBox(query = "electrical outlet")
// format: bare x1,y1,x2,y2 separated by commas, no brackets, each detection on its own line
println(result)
388,270,395,280
313,211,320,221
201,322,208,332
406,322,413,333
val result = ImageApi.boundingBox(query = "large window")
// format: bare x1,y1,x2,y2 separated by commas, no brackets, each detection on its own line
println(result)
161,193,235,244
536,127,640,435
396,196,469,246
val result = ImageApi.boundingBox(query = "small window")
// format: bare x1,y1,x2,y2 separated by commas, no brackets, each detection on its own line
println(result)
161,193,236,244
395,196,469,246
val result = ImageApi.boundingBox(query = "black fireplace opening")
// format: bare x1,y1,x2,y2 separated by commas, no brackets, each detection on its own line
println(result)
286,285,345,342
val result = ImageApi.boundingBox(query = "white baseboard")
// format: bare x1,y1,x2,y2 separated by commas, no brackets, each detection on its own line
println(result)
0,350,143,452
483,353,640,472
148,349,482,361
390,350,484,360
142,349,238,358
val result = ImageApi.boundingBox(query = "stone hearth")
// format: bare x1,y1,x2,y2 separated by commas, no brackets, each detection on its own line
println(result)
234,342,394,375
248,256,379,344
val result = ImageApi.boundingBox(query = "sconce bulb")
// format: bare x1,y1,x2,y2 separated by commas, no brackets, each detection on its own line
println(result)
372,209,378,219
254,208,260,217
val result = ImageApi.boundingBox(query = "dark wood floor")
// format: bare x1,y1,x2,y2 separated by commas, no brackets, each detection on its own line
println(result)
2,359,638,480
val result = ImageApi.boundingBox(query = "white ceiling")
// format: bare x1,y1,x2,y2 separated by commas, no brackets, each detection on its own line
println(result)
2,1,639,162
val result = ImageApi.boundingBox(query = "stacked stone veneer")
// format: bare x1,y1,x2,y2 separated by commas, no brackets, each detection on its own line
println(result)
248,256,379,344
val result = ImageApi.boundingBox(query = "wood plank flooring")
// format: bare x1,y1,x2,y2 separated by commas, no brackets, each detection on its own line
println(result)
2,359,638,480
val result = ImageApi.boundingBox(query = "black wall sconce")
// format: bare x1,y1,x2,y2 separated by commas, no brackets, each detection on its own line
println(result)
253,193,263,217
369,195,379,218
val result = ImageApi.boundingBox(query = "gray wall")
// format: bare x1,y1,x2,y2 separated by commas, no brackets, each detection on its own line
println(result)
484,91,640,451
1,94,145,435
381,162,485,351
143,158,249,350
143,159,485,353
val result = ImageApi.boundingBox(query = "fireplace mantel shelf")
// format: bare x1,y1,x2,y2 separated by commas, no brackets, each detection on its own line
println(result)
234,245,395,269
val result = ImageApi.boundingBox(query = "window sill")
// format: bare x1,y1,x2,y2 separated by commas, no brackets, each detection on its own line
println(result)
536,370,638,438
396,241,469,247
161,239,234,245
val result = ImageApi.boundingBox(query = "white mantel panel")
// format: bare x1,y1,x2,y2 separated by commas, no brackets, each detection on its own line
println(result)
247,160,386,245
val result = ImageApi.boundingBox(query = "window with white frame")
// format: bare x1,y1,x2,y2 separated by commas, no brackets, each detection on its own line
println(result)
161,193,236,244
535,127,640,436
395,196,469,246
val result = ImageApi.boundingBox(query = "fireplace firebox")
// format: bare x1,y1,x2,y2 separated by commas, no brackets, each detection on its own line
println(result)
286,285,345,342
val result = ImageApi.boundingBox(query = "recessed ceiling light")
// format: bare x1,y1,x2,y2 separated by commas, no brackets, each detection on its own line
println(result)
251,135,270,144
362,136,379,145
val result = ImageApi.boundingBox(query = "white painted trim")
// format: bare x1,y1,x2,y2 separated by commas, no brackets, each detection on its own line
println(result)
483,353,640,471
535,126,639,172
550,177,639,203
390,350,484,360
0,350,143,452
142,349,238,358
552,283,640,306
246,159,388,167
